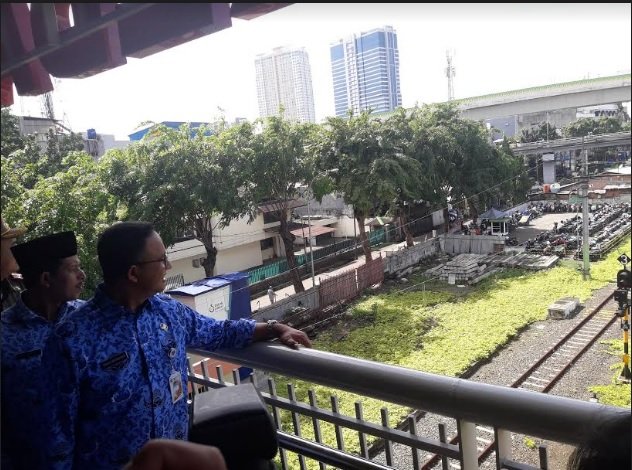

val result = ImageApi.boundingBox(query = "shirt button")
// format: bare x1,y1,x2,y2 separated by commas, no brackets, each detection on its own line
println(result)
168,347,176,358
152,396,163,407
160,323,169,331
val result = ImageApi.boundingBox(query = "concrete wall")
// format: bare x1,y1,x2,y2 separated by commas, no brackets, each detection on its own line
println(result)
215,241,262,275
169,258,205,284
440,234,505,255
212,214,267,250
252,287,319,321
334,215,366,238
384,239,439,274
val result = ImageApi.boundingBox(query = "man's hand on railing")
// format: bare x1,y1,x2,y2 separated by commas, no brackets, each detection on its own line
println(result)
124,439,227,470
253,320,313,349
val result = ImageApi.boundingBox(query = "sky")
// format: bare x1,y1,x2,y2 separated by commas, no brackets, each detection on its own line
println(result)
10,3,632,140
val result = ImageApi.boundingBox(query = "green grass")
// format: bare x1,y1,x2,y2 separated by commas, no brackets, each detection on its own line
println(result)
274,236,631,469
588,339,632,408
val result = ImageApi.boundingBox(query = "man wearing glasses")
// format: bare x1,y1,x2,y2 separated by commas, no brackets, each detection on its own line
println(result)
49,221,311,468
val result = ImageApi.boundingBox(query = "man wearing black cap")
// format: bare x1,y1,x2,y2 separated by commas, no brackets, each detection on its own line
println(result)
50,221,310,468
1,231,86,469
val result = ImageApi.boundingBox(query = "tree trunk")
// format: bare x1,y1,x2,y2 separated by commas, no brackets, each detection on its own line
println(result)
201,245,217,278
469,198,480,226
398,210,414,247
355,211,372,261
195,218,217,278
279,209,305,293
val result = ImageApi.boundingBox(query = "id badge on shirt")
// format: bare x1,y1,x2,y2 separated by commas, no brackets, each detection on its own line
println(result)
169,370,184,404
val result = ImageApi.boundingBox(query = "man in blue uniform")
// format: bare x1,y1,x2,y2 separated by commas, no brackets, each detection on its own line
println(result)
1,231,86,469
52,221,311,469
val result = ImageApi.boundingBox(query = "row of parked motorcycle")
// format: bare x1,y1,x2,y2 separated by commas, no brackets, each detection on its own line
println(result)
523,203,631,258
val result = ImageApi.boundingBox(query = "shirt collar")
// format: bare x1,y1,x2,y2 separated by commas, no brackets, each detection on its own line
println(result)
2,295,73,325
93,283,155,317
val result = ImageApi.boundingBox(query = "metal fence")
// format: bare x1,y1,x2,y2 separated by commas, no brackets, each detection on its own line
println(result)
188,343,629,470
164,273,185,291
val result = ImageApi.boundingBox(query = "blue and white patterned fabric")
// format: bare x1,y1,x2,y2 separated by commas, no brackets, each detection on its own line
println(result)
1,297,85,470
51,284,256,469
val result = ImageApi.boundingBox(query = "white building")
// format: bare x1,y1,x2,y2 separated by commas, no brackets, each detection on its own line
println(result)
16,116,129,158
166,206,289,284
255,46,316,123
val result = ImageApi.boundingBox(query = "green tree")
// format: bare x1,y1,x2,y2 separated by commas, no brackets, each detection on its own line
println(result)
562,116,626,137
315,110,422,259
563,117,629,173
104,124,247,278
1,108,25,157
243,116,319,293
12,152,118,295
407,103,523,224
519,121,560,143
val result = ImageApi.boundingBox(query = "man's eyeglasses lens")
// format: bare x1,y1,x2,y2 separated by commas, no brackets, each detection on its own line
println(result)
137,255,168,266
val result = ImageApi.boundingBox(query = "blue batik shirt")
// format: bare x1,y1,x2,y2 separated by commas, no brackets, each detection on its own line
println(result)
1,297,85,470
52,284,256,469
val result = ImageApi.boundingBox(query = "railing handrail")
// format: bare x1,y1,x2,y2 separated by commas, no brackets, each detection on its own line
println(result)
189,343,629,445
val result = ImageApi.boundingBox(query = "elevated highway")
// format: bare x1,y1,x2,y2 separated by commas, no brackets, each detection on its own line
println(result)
458,74,631,121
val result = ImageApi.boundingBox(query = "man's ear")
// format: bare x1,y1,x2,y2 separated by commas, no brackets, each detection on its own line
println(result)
40,271,51,288
127,265,140,284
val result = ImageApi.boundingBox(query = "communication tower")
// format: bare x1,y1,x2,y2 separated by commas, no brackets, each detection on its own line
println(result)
445,50,456,101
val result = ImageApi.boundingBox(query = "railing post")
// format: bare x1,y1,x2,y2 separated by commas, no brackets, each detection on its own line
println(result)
494,427,512,470
457,419,478,470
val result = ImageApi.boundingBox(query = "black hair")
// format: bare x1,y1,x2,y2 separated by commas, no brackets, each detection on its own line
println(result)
97,221,155,284
21,259,64,289
567,412,631,470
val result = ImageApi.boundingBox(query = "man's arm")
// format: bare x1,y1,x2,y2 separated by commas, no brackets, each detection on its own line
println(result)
174,299,311,350
251,320,311,349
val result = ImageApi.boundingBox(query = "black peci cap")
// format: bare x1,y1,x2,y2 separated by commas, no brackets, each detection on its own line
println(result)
11,231,78,274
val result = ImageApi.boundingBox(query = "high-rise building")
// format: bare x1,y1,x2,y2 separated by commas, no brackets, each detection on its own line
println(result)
255,46,316,123
330,26,402,117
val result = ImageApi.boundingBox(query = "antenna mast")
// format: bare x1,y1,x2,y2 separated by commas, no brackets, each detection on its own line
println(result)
445,49,455,101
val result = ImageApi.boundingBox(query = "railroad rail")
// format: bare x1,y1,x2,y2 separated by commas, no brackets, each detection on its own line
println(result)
421,291,617,470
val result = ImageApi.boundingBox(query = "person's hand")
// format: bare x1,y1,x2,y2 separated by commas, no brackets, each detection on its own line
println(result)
277,324,312,349
123,439,227,470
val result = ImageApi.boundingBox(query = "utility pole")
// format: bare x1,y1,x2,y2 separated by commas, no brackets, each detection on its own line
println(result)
306,195,316,288
581,137,590,279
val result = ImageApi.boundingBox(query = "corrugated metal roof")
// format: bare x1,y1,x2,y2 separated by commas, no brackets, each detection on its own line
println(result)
290,225,336,238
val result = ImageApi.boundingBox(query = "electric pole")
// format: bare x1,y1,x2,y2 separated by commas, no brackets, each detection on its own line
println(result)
581,137,590,279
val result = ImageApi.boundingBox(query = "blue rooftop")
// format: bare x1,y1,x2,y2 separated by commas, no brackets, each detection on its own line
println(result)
128,121,213,141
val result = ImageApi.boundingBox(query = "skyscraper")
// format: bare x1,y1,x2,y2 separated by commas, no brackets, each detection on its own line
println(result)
330,26,402,117
255,46,316,123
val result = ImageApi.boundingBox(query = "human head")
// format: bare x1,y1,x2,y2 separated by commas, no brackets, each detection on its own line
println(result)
11,231,85,301
97,221,171,294
567,412,631,470
1,218,26,281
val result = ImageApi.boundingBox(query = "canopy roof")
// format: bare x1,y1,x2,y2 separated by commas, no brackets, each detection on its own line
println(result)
480,208,509,220
1,3,292,107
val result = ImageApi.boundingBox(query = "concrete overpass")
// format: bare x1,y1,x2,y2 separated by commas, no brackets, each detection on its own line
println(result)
458,74,631,121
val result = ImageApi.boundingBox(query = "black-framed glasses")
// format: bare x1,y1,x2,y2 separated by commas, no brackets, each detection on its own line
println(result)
136,254,169,267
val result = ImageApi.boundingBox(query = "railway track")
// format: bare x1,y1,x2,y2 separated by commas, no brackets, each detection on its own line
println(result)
421,291,617,470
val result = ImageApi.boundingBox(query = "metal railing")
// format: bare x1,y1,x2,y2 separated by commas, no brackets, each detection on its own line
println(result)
188,343,629,470
510,131,631,156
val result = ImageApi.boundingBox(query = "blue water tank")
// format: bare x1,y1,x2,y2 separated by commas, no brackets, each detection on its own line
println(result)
87,128,97,139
